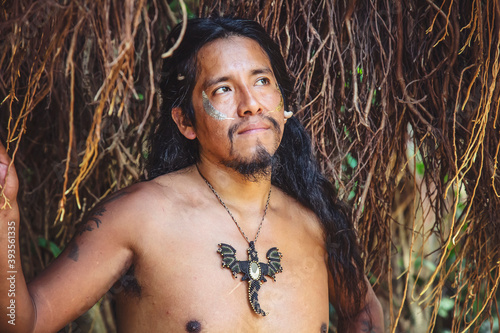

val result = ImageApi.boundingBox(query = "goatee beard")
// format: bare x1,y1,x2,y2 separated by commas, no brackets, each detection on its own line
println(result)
223,116,281,182
222,144,275,182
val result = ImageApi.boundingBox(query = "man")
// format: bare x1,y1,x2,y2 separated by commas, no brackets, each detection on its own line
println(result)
0,17,383,332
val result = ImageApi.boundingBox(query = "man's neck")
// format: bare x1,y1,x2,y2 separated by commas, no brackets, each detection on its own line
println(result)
195,159,272,212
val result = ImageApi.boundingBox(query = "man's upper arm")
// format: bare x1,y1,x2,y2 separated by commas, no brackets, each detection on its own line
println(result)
27,190,136,332
329,273,385,332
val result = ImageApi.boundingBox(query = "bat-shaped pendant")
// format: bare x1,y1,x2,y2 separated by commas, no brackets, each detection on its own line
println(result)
217,241,283,316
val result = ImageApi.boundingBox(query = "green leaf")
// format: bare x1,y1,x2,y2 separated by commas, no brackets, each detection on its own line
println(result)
49,242,62,258
438,297,455,318
346,153,358,169
169,0,196,20
416,161,425,175
37,237,62,258
343,125,349,137
348,190,356,201
367,271,377,285
461,221,469,231
37,237,47,248
371,89,377,105
357,66,363,82
348,181,358,201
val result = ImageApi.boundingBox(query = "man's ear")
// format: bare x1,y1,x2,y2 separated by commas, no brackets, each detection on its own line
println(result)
172,107,197,140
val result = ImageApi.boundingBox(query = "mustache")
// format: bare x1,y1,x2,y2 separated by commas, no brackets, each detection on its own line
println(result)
227,116,281,143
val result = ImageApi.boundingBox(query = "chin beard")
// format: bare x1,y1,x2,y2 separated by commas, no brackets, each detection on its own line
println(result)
222,144,275,182
223,116,282,181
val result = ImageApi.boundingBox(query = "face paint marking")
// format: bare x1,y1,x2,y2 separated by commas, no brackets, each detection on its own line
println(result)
267,84,284,114
268,95,284,114
202,91,234,120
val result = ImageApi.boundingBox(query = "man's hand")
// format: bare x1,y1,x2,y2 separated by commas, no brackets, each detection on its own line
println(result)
0,141,19,210
0,138,135,332
0,140,36,332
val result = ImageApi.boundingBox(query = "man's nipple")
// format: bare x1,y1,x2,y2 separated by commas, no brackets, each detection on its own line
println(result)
186,320,202,333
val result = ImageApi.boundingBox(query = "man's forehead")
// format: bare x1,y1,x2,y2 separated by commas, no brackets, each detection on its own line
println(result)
195,36,274,87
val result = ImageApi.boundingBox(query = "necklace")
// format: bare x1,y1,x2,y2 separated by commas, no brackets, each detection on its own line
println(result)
197,168,283,316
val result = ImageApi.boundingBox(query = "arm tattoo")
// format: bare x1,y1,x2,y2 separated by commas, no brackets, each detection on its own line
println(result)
76,191,129,236
67,242,79,262
77,206,106,235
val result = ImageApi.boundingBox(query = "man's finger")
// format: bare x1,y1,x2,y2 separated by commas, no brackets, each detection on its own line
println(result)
0,139,12,165
0,163,7,188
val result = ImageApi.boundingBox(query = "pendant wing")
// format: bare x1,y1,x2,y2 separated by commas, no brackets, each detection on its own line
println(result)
217,243,248,278
262,247,283,281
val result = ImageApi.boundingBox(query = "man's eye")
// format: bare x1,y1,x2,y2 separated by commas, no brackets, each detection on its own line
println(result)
214,86,231,95
256,78,270,86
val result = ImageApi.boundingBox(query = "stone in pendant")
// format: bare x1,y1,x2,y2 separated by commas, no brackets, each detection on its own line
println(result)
249,261,261,280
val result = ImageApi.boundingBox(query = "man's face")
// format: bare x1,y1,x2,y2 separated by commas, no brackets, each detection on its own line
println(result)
189,36,285,177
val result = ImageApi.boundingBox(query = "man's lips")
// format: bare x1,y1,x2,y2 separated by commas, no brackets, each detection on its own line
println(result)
237,122,270,135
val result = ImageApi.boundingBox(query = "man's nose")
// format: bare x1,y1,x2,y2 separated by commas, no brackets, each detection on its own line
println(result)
236,87,262,117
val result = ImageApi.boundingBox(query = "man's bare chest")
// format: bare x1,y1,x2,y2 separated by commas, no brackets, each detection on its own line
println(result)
113,216,330,332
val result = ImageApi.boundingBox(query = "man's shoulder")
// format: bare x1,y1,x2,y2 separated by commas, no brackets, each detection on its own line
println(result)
271,186,324,237
272,186,315,215
106,166,198,211
147,165,198,188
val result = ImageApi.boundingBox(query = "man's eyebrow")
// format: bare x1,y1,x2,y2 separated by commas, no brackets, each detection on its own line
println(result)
202,76,230,91
251,67,273,76
202,68,274,90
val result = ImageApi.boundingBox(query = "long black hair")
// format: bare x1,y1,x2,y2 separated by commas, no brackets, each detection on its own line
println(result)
147,17,367,319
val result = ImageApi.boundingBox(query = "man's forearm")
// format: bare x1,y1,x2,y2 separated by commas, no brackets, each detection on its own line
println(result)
1,203,35,332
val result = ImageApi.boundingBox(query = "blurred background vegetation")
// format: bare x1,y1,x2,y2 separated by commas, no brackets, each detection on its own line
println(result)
1,0,499,332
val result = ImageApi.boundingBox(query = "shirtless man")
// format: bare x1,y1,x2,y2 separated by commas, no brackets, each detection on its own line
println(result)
0,17,383,332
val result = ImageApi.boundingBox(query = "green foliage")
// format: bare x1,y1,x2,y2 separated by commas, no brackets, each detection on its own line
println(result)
357,66,363,82
438,297,455,318
416,160,425,175
169,0,197,19
348,181,358,201
345,153,358,169
135,92,144,101
37,237,62,258
413,256,437,273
